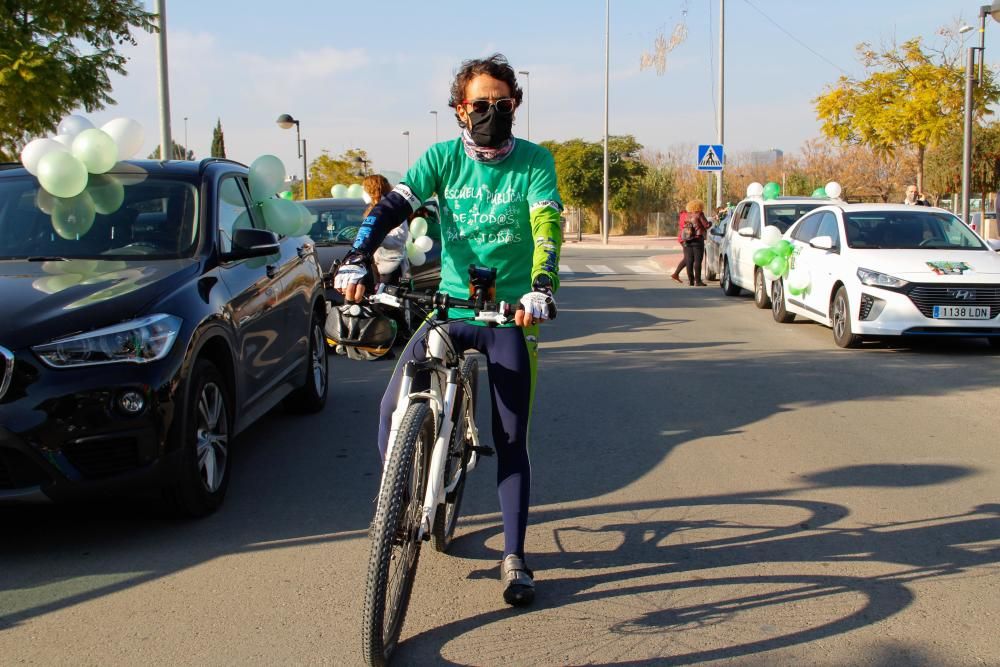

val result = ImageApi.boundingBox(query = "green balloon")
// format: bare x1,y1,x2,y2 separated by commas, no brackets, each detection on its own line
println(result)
768,255,789,277
788,284,804,296
71,129,118,174
279,190,293,200
347,183,364,199
763,181,781,200
260,197,301,236
37,150,88,198
51,192,96,239
753,247,776,267
248,155,286,202
86,174,125,214
330,184,348,198
811,187,827,197
774,239,794,258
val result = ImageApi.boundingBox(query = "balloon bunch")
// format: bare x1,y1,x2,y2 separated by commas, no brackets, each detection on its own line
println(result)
246,156,314,237
810,181,842,199
20,115,145,240
752,225,811,296
405,216,434,267
331,183,364,199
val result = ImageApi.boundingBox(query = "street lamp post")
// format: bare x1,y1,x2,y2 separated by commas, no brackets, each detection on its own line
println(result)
155,0,172,161
183,116,188,159
429,110,438,144
517,70,530,141
961,1,1000,227
602,0,610,245
276,113,308,199
402,130,411,169
354,154,369,177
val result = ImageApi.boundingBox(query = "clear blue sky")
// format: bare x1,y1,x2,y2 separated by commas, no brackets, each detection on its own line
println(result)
86,0,985,182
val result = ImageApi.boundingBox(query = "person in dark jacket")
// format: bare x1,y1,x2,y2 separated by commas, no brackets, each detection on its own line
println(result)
672,199,710,286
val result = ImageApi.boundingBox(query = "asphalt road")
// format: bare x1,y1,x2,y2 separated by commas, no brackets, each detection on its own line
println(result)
3,246,1000,666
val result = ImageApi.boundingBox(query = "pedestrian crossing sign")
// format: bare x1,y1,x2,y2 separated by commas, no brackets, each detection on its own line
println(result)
697,144,724,171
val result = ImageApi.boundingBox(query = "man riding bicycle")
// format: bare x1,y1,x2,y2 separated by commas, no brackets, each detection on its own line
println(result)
335,53,562,606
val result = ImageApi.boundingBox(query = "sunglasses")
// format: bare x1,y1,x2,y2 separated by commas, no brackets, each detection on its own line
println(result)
461,98,516,114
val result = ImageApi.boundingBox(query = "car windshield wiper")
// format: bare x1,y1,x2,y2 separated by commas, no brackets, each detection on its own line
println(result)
312,239,350,246
26,256,67,262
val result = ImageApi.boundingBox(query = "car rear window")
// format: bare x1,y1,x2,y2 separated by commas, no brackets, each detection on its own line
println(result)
764,203,823,232
0,174,199,260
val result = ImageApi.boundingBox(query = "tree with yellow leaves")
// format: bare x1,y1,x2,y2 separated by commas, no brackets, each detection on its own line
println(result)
815,38,999,193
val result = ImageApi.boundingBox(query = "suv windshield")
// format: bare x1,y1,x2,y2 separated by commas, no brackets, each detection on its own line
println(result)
764,203,823,233
844,210,985,250
303,201,366,245
0,174,199,260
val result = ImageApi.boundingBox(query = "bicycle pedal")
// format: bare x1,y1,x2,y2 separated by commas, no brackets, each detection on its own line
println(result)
469,445,495,457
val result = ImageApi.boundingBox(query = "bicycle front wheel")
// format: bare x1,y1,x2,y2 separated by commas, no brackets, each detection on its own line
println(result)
431,356,478,553
362,402,433,666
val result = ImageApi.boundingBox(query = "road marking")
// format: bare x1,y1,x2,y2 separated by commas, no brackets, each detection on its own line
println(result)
559,264,574,274
585,264,615,274
625,263,661,274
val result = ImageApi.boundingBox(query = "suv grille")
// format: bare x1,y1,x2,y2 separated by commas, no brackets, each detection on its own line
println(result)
903,284,1000,318
63,437,140,479
0,346,12,400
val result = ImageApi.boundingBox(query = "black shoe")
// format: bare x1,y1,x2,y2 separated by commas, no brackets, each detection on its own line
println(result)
501,554,535,606
695,282,707,286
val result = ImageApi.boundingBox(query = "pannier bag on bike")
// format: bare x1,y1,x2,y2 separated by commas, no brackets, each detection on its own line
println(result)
325,302,397,361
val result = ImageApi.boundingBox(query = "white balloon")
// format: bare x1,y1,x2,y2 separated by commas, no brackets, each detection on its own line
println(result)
409,216,428,238
407,246,426,266
825,181,842,199
347,183,364,199
101,117,144,160
20,138,67,176
53,134,74,148
57,115,94,139
414,235,433,252
746,182,764,198
761,225,783,246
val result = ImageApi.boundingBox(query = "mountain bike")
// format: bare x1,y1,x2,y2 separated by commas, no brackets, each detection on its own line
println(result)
361,266,513,666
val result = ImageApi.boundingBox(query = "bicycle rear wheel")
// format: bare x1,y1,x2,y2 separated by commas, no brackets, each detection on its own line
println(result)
431,356,478,553
362,401,433,666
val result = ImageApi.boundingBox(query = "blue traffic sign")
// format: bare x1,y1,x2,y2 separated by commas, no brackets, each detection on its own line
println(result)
697,144,724,171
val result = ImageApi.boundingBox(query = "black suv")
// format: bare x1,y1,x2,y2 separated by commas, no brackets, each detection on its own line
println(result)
0,159,328,515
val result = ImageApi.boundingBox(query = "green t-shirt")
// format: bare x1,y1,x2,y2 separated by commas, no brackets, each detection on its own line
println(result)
401,138,563,323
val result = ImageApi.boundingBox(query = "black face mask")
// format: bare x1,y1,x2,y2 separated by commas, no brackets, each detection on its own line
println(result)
466,106,513,148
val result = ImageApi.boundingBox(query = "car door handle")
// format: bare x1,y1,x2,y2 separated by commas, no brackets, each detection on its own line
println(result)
266,264,276,279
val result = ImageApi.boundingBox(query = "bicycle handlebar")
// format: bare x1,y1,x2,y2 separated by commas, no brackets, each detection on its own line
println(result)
369,284,514,325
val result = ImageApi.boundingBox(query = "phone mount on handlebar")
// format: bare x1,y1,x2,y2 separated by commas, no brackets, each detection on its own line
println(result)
467,265,497,311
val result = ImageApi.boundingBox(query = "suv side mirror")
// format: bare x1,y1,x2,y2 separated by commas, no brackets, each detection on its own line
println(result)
810,235,835,250
225,228,280,260
738,227,755,238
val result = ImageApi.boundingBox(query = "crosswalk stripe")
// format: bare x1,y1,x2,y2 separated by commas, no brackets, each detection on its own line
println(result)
559,264,574,274
625,263,660,274
585,264,616,274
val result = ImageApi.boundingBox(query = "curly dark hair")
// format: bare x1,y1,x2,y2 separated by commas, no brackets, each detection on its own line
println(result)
449,53,524,128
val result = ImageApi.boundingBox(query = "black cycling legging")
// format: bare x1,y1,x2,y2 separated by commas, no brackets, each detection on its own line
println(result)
378,319,538,559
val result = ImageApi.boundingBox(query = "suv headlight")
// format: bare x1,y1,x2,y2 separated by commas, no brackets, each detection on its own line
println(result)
856,268,908,290
33,314,182,368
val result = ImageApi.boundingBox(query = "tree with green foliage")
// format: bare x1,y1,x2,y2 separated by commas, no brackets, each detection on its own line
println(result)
0,0,157,160
211,118,226,158
541,135,647,232
148,142,194,160
925,121,1000,204
815,37,1000,192
293,148,371,199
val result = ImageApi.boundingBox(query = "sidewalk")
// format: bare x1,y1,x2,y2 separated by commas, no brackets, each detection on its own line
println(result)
565,233,682,252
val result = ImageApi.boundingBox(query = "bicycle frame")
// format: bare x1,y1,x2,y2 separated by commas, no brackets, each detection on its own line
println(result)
381,317,482,541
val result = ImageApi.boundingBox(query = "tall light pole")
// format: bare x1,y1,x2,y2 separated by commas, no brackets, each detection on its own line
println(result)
716,0,725,208
183,116,188,158
602,0,610,245
276,113,308,199
429,110,438,144
518,70,530,141
402,130,411,169
155,0,172,161
961,2,1000,226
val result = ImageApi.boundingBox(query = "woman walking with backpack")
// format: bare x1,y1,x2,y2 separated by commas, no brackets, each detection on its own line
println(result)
671,199,710,286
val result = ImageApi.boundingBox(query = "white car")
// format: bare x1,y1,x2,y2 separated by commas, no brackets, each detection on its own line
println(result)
768,203,1000,348
720,194,827,307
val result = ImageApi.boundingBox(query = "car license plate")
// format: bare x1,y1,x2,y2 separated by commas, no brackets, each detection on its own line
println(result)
932,305,990,319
